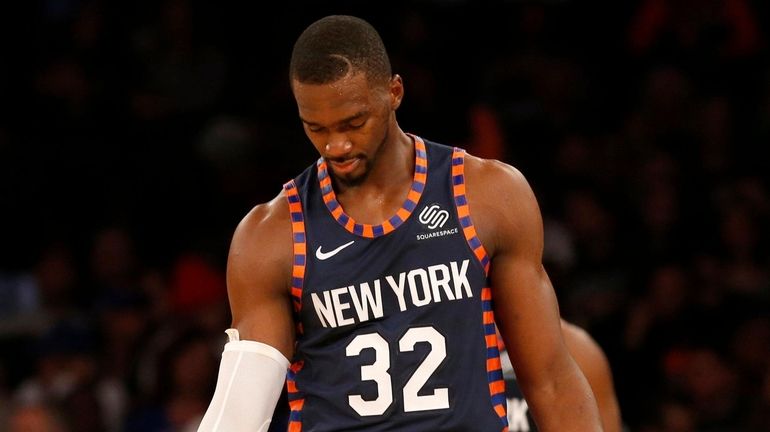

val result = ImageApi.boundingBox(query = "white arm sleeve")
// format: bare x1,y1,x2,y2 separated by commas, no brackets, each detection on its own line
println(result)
197,329,290,432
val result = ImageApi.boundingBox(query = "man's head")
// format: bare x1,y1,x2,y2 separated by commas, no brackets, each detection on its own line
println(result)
289,15,404,185
289,15,391,87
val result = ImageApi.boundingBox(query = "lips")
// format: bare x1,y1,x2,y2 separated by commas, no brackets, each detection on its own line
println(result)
329,158,361,175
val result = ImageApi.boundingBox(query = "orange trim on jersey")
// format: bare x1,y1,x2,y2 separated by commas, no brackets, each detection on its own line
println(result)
362,225,374,237
489,379,506,395
382,220,395,233
287,379,297,393
454,183,467,196
486,334,498,348
283,180,306,317
344,218,356,232
452,148,505,427
483,311,495,324
487,357,502,371
291,286,302,298
283,180,307,431
286,359,306,431
450,147,490,274
396,207,411,221
481,287,492,300
315,135,428,238
457,204,470,218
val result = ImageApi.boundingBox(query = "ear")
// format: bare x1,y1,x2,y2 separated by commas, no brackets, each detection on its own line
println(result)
389,74,404,110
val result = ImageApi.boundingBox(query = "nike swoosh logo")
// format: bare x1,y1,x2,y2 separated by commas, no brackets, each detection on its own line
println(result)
315,240,355,260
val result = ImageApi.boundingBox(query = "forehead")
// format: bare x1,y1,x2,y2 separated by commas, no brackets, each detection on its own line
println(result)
292,72,383,123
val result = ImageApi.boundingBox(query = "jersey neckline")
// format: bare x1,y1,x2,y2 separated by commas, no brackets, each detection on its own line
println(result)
316,134,428,238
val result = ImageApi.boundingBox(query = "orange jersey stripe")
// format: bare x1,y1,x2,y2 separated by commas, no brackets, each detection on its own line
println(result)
487,357,502,371
486,334,498,348
481,287,492,300
483,311,495,324
489,379,505,395
494,403,507,418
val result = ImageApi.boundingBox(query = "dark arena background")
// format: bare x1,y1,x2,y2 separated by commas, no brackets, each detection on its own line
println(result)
1,1,769,431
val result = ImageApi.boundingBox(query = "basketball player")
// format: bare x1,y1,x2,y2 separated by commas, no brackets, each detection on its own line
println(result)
266,319,622,431
197,15,602,431
503,319,622,432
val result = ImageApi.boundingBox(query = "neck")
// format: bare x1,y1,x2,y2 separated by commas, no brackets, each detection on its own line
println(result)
332,128,414,223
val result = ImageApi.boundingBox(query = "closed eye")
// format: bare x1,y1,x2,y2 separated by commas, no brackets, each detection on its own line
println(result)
344,118,366,131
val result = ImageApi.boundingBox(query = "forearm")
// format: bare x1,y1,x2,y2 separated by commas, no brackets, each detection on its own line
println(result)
197,329,290,432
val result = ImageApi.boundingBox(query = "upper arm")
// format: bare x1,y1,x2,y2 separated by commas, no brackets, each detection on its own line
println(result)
465,157,566,385
562,321,623,432
226,192,296,359
465,156,602,430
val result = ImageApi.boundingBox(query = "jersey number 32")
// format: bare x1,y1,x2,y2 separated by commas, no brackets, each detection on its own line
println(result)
345,326,449,416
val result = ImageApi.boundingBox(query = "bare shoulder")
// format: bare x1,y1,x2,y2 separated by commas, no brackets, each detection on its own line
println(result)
462,153,543,255
226,190,297,354
227,190,294,300
231,191,292,250
463,153,531,195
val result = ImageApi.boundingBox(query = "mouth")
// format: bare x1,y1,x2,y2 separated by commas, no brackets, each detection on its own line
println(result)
328,157,362,175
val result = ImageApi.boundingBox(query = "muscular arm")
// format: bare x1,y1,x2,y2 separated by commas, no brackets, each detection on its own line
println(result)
561,321,622,432
197,193,296,431
465,156,602,431
227,192,296,358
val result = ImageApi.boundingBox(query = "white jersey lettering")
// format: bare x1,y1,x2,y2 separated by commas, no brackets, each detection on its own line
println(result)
349,280,384,322
386,273,408,312
407,268,432,307
428,263,454,302
331,287,355,327
450,260,472,299
311,291,337,328
312,260,474,328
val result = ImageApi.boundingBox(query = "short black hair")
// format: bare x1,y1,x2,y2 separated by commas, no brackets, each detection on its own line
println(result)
290,15,392,86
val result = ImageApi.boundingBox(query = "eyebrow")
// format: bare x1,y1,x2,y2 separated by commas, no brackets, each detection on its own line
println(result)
300,110,368,128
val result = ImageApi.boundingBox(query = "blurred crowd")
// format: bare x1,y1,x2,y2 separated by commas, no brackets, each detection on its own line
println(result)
1,1,769,431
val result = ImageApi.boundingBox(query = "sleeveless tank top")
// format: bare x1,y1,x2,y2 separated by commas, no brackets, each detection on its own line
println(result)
281,135,508,431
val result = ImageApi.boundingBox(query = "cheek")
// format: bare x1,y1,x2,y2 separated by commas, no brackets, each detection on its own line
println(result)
363,110,389,137
367,113,390,142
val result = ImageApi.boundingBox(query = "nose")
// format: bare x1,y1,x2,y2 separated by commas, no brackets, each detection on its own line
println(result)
325,134,353,159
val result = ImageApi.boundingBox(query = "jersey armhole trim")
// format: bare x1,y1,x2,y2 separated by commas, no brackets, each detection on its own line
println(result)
450,148,491,275
283,180,307,325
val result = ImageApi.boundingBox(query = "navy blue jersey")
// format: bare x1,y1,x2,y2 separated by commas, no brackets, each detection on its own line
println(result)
280,136,508,431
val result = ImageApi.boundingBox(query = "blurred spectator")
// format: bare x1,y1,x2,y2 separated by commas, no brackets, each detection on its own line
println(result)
0,242,79,335
10,319,120,432
2,401,69,432
124,330,218,432
628,0,762,60
167,252,228,330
